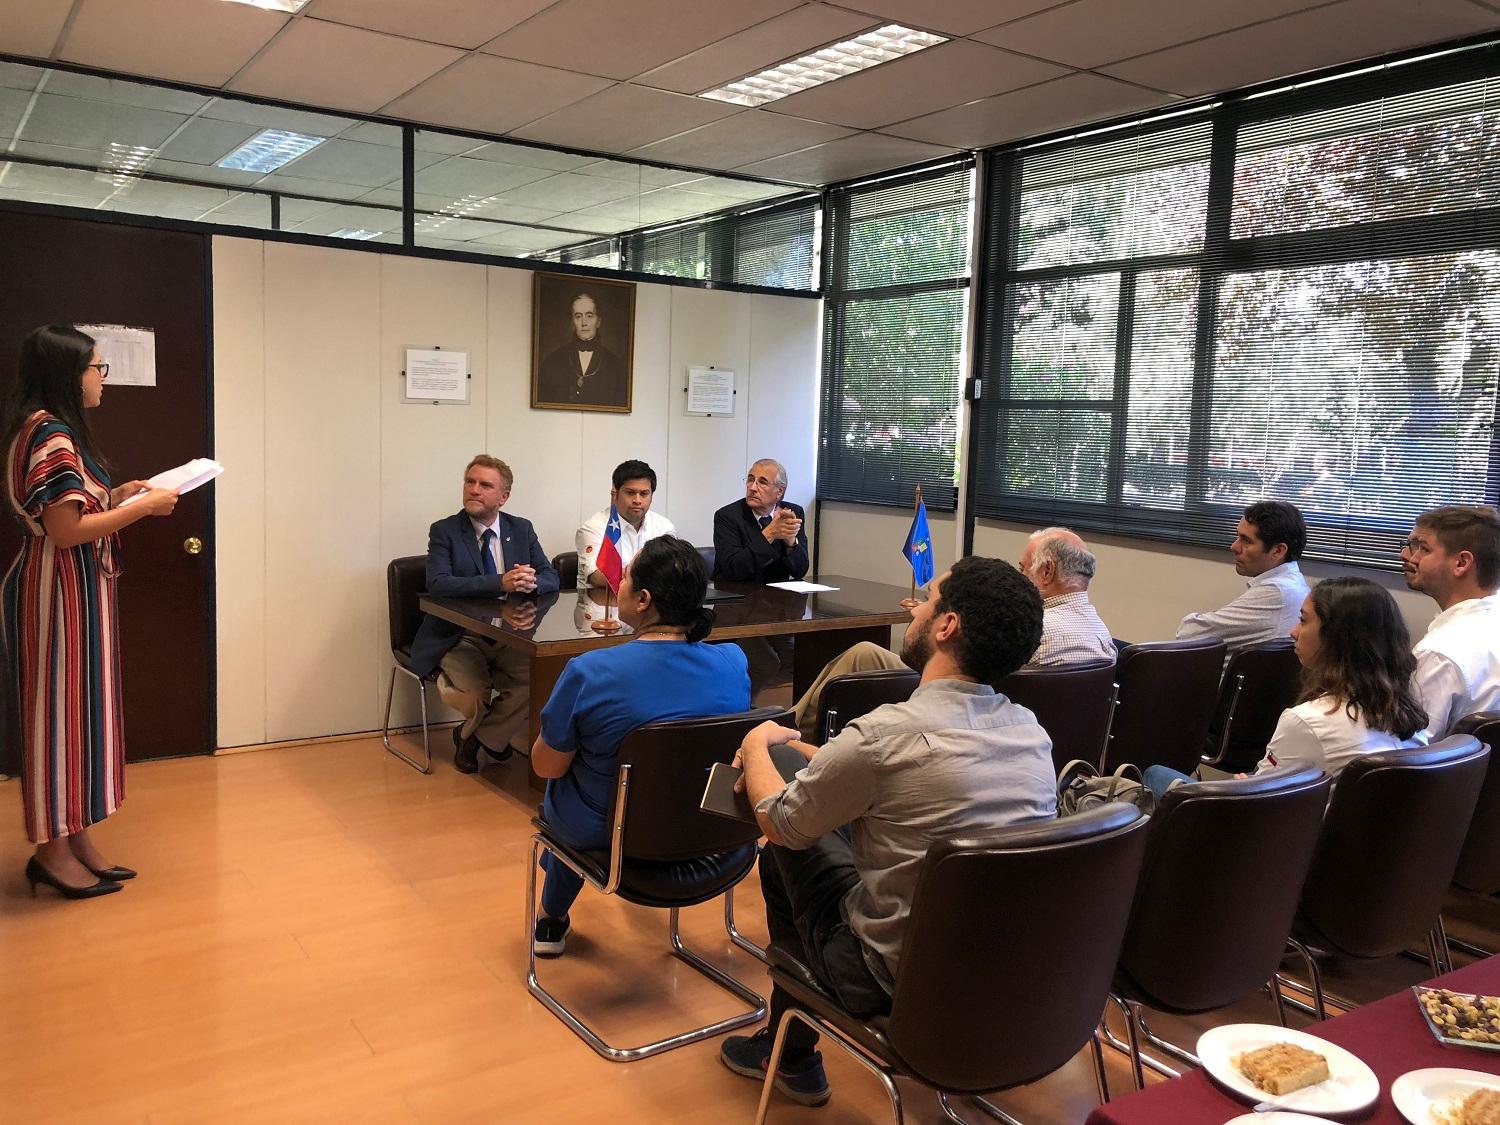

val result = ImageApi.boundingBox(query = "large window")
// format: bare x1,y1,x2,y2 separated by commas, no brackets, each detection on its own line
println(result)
818,162,973,510
974,49,1500,568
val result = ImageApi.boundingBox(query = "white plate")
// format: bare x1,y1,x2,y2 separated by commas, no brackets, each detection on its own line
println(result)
1222,1114,1339,1124
1390,1067,1500,1124
1196,1024,1380,1115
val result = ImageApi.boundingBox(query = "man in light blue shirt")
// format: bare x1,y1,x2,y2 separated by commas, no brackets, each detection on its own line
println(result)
1177,500,1310,655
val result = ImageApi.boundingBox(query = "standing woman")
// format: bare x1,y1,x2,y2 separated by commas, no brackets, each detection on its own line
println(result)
2,325,178,898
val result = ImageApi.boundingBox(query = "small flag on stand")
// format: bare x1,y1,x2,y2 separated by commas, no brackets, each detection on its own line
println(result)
597,503,624,593
902,485,933,591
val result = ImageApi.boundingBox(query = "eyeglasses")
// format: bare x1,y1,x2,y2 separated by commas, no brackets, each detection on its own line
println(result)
87,362,110,379
1401,536,1435,556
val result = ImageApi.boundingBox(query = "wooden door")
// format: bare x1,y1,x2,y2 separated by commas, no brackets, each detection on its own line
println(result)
0,211,215,768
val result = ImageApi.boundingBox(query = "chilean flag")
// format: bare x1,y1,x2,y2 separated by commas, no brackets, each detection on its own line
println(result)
597,503,624,592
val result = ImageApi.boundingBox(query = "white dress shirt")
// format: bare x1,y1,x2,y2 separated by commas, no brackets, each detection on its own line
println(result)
468,513,501,573
575,508,676,588
1176,561,1309,654
1412,592,1500,742
1257,695,1416,780
1028,591,1115,669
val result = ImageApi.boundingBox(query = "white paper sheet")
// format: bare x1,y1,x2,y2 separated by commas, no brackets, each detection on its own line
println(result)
120,458,224,505
767,581,838,593
78,324,156,387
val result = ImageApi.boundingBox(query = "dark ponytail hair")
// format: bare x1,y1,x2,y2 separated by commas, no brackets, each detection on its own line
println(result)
630,535,714,642
1,324,106,469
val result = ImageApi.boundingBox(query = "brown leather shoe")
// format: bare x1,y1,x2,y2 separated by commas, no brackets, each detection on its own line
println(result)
453,726,481,773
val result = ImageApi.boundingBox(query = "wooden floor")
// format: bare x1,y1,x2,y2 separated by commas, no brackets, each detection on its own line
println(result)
0,730,1463,1125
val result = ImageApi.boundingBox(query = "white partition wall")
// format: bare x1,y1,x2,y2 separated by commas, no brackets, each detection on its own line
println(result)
213,236,821,748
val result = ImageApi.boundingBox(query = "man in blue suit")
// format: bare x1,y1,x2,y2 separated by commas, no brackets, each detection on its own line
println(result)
409,455,560,773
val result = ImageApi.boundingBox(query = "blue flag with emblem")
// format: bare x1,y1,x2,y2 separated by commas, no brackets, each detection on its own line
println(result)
902,493,934,588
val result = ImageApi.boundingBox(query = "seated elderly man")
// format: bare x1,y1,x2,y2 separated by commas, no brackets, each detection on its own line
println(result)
789,528,1113,742
717,557,1056,1106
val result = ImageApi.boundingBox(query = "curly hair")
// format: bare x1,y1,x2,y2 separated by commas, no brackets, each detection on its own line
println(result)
1300,577,1426,739
932,556,1043,683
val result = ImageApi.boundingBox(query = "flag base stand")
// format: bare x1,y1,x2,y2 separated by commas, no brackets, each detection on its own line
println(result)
898,598,921,609
590,618,623,633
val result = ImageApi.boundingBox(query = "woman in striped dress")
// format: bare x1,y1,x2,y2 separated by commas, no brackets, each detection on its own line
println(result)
1,325,178,899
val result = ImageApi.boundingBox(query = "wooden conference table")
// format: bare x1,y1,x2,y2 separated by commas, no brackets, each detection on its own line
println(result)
1087,956,1500,1124
418,573,914,752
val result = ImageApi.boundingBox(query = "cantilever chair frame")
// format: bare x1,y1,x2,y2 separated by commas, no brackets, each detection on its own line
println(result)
382,556,435,775
526,762,767,1062
1201,638,1300,771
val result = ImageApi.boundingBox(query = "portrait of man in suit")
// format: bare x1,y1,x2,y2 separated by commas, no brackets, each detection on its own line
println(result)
532,272,635,413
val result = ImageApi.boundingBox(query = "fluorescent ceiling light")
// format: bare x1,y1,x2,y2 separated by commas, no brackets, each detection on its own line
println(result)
96,142,157,190
700,25,946,108
217,129,325,174
222,0,312,13
329,228,383,240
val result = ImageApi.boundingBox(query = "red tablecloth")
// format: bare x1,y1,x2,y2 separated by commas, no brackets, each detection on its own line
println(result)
1086,957,1500,1124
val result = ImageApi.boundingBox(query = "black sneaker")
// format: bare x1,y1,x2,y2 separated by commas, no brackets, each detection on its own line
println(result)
720,1027,831,1107
533,915,570,958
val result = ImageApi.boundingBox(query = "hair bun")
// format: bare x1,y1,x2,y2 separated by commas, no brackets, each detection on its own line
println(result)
687,606,714,643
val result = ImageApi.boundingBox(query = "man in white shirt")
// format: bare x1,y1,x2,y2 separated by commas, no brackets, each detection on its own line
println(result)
1017,527,1115,668
1176,500,1310,655
1402,504,1500,741
575,459,675,590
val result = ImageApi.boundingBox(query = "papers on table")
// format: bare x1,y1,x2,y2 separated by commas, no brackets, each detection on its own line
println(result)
768,580,838,593
120,458,224,505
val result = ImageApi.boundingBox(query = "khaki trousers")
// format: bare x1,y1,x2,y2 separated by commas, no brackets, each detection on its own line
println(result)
791,640,909,743
436,637,531,753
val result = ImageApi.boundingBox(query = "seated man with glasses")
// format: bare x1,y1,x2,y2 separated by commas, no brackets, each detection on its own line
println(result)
1401,504,1500,741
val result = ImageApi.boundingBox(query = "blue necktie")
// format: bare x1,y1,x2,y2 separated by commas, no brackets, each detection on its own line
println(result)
480,529,497,576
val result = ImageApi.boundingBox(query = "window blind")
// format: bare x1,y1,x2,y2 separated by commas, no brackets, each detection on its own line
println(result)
819,161,973,510
973,52,1500,569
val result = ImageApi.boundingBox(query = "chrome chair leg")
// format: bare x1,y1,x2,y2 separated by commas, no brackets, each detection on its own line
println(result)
382,665,433,774
525,837,766,1062
1099,994,1177,1083
1281,939,1329,1020
1091,1029,1112,1104
757,1008,903,1125
725,884,769,964
1270,974,1289,1027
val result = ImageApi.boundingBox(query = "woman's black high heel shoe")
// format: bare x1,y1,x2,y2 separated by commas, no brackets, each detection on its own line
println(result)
85,864,137,881
24,857,122,899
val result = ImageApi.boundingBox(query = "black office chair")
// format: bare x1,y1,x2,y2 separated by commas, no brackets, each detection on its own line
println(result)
816,667,920,743
552,550,579,589
1202,638,1303,772
1283,735,1489,1018
527,707,793,1062
1103,637,1227,774
997,660,1118,773
697,545,716,573
1108,765,1331,1087
1444,713,1500,959
382,555,435,774
756,804,1150,1124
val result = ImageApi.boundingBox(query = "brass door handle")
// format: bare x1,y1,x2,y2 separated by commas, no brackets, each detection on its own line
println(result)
183,537,203,556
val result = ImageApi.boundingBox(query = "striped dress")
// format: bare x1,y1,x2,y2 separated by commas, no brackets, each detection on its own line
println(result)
2,410,124,844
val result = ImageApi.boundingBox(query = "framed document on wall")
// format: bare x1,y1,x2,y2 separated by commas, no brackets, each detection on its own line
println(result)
531,272,635,413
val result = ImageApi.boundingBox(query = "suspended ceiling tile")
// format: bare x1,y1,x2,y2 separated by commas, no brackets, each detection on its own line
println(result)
308,0,558,49
0,61,46,90
20,93,187,153
0,0,74,58
973,0,1332,69
481,0,803,81
508,83,742,152
200,98,358,138
635,5,879,94
629,110,852,169
382,53,609,135
275,137,424,188
882,71,1177,149
157,119,263,166
1101,0,1500,98
230,20,465,114
0,87,31,135
737,132,954,185
415,153,558,199
498,169,644,209
835,0,1070,36
766,38,1068,130
43,69,210,113
464,139,596,171
61,0,286,87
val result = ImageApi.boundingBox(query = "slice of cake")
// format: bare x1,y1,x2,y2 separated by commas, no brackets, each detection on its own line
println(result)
1460,1088,1500,1125
1236,1043,1331,1095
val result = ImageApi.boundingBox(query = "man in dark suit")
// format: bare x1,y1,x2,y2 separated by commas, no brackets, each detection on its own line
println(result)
409,455,560,773
535,291,627,408
713,458,810,583
714,458,810,695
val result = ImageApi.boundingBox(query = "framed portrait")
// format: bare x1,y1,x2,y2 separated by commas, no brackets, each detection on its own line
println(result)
531,272,635,413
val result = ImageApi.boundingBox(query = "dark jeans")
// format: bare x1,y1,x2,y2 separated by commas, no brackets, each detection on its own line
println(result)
760,834,891,1058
